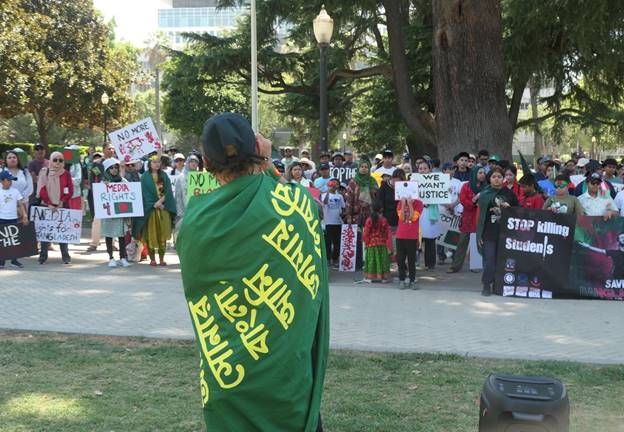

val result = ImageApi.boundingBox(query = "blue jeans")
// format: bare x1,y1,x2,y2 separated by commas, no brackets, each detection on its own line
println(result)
481,240,498,286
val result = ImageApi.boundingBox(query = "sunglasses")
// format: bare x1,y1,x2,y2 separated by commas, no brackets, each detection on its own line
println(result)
555,183,568,189
53,158,64,163
110,165,120,170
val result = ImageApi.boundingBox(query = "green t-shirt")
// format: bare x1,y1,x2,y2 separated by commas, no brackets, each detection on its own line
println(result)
543,195,585,215
177,173,329,432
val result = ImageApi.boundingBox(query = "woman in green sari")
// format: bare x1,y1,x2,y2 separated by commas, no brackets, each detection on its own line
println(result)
133,156,176,266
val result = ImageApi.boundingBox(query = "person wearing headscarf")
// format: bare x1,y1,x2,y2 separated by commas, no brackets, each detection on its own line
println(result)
476,167,519,296
37,151,74,264
2,149,33,208
100,158,131,268
448,166,486,273
345,159,379,271
133,155,176,266
173,154,200,239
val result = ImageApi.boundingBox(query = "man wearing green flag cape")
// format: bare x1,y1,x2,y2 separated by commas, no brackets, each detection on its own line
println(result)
177,113,329,432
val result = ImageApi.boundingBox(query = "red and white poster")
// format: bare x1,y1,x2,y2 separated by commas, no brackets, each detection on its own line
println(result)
339,224,358,272
108,117,162,163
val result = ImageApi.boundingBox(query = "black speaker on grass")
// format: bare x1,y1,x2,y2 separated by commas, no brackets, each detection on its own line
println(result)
479,374,569,432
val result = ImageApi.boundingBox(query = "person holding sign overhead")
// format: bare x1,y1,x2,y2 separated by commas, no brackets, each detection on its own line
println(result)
36,152,74,265
133,155,176,266
100,159,131,268
416,160,442,271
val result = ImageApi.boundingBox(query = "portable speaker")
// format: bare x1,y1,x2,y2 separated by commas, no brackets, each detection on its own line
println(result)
479,374,569,432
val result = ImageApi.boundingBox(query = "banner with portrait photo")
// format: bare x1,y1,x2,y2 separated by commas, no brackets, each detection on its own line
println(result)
571,216,624,300
494,208,576,298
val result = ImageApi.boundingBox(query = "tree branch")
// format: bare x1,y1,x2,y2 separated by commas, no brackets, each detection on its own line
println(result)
508,76,529,128
371,17,387,57
327,64,392,89
514,107,618,129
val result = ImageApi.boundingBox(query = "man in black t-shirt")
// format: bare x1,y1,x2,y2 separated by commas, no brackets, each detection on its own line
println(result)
578,232,624,279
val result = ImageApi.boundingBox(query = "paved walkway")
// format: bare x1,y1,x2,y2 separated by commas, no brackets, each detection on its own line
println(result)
1,241,623,364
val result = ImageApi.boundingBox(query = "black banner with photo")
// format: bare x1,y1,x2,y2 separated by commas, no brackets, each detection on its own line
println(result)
571,216,624,300
494,208,576,298
0,222,38,260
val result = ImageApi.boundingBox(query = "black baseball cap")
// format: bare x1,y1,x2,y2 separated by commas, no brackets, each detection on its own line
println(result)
382,149,393,157
602,158,618,167
34,144,45,150
589,172,602,183
201,113,257,165
319,163,330,170
332,152,344,160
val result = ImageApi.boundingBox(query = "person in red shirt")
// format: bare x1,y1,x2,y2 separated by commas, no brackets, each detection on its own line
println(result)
504,165,524,202
362,203,391,282
36,151,74,264
448,167,486,273
396,198,424,289
518,175,545,209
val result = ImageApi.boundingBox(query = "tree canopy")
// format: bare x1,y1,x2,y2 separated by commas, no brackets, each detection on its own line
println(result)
0,0,137,147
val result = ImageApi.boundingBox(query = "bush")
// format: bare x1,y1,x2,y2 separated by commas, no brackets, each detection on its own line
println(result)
0,142,92,159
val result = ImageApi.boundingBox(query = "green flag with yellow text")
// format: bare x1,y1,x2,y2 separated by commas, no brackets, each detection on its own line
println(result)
177,173,329,432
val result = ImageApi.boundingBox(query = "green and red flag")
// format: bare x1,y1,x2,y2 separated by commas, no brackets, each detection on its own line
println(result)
178,174,329,431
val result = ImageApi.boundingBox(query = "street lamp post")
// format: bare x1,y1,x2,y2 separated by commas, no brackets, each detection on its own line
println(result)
313,5,333,162
101,92,109,144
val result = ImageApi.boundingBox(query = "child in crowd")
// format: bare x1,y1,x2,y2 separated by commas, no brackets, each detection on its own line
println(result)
321,179,345,269
0,171,29,269
362,202,391,282
396,197,424,289
101,159,131,268
518,176,544,209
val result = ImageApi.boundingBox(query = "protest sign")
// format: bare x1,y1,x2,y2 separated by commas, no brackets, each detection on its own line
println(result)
495,208,575,298
570,216,624,300
469,233,482,270
108,118,162,163
411,173,451,204
0,223,38,260
329,166,356,185
30,206,82,244
394,181,419,200
436,207,461,250
187,172,220,203
93,182,143,219
339,224,358,272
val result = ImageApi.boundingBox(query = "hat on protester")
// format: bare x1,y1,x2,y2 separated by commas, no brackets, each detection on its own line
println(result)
441,161,455,171
34,143,45,150
103,158,120,172
602,158,618,167
589,172,603,183
374,153,383,161
300,149,310,155
174,153,185,161
187,154,200,162
576,157,590,167
382,149,394,157
0,170,18,181
344,150,353,156
299,157,316,171
201,113,257,165
319,162,330,170
488,154,501,162
320,151,331,158
332,152,344,161
93,152,103,158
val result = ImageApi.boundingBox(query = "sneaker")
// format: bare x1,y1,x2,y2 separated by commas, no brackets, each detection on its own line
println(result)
409,280,419,290
446,268,459,274
10,260,23,268
400,280,409,290
108,259,118,268
38,256,47,265
63,258,71,265
481,284,491,297
119,258,131,268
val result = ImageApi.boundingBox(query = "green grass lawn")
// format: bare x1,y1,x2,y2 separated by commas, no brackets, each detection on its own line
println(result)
0,331,622,432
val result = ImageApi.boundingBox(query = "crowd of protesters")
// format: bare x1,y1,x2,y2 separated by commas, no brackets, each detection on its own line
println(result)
3,142,624,297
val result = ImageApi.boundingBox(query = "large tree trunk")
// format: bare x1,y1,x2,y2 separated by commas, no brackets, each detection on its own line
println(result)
34,111,49,148
432,0,513,162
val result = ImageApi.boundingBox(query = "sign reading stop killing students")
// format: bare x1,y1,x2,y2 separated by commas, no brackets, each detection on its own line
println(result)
187,172,220,203
93,182,144,219
108,118,162,163
30,206,82,244
339,224,358,272
0,222,38,260
411,173,452,204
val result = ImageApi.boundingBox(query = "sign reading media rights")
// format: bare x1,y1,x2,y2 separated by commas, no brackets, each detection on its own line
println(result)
30,206,83,244
495,208,576,297
93,182,144,219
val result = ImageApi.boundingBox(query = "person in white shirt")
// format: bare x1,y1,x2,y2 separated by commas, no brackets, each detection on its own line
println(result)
373,149,396,177
287,162,311,187
0,170,29,268
578,172,618,218
281,147,299,169
321,179,345,268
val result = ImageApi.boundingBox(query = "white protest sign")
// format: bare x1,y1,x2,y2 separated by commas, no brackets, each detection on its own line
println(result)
93,182,144,219
469,233,483,270
329,166,356,185
109,118,162,163
412,173,452,204
339,224,358,272
394,181,419,200
30,206,82,244
436,207,461,250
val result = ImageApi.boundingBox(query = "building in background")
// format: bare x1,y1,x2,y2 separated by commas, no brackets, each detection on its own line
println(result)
158,0,245,49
